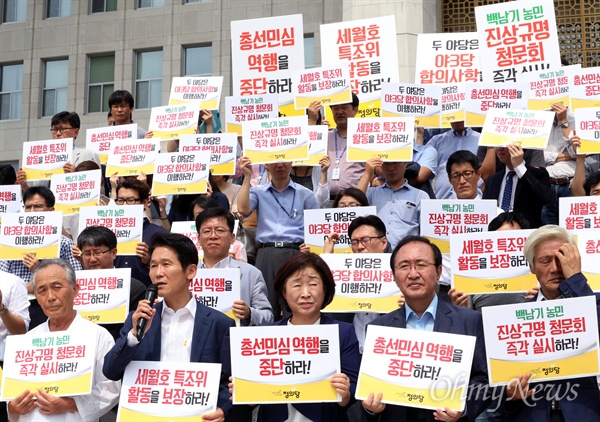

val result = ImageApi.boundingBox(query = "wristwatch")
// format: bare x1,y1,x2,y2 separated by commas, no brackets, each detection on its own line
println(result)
0,305,8,316
560,121,569,129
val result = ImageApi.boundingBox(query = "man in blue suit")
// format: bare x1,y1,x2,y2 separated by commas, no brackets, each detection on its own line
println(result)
503,225,600,421
103,232,234,421
361,236,490,421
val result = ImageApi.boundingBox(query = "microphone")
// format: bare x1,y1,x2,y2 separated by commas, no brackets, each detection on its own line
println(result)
136,284,158,342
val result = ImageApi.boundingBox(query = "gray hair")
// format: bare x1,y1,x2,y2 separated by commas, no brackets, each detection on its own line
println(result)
523,225,575,267
31,258,77,290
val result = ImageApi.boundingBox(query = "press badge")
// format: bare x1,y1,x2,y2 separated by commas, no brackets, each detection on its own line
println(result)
331,167,340,180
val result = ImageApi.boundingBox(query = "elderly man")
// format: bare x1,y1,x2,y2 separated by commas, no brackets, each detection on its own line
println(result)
196,207,273,326
103,232,234,422
361,236,489,421
504,225,600,421
7,259,120,421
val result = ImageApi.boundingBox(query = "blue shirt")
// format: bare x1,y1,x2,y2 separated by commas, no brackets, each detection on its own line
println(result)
406,294,438,331
428,128,480,200
413,144,438,182
366,180,429,249
248,179,319,243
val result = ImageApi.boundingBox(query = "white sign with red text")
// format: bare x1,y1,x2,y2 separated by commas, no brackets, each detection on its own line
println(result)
0,211,62,260
86,124,138,164
78,206,143,256
21,138,73,181
169,76,223,110
179,133,238,175
51,170,102,215
559,196,600,233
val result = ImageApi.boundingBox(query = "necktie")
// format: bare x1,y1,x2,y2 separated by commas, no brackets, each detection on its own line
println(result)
354,312,379,354
501,170,516,212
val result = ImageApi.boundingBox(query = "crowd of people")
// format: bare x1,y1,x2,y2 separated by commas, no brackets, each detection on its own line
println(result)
0,87,598,422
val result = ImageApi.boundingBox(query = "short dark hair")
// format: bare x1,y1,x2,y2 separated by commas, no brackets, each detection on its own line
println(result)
274,253,336,313
488,212,530,231
117,177,150,201
23,186,55,207
149,232,199,270
446,150,479,176
332,187,369,208
560,55,570,66
390,235,442,271
108,90,134,108
584,171,600,196
331,92,359,110
0,164,16,185
51,111,80,129
75,161,100,172
348,215,386,238
77,226,117,250
190,196,222,219
195,207,235,234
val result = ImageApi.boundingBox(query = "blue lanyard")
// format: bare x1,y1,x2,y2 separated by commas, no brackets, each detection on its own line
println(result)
258,165,268,185
334,130,347,163
269,185,297,219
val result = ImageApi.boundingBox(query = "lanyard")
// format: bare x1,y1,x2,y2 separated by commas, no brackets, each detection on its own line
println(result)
334,130,347,167
269,185,297,219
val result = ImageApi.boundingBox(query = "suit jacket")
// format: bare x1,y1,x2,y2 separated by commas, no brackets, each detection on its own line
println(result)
363,298,490,422
256,314,362,422
503,273,600,421
483,165,550,228
102,299,235,416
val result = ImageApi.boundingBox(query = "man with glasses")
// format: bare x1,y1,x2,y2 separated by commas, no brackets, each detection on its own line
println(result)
0,186,82,328
357,159,428,249
108,90,148,139
361,236,489,421
446,150,482,200
195,207,272,326
112,178,167,286
483,144,550,228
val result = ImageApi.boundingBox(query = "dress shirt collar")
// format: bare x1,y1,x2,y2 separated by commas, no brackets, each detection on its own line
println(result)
161,295,197,318
405,294,438,325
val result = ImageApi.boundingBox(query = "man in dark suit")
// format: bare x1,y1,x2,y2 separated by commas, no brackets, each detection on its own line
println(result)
482,144,550,228
103,232,234,421
504,225,600,421
361,236,490,422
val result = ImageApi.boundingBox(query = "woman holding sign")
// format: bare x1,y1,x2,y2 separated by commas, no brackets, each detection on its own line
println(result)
255,253,361,421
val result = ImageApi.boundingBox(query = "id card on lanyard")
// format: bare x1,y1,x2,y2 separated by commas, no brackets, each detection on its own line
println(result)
332,130,346,181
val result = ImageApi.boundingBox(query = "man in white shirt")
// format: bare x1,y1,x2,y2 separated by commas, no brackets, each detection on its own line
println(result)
7,259,119,422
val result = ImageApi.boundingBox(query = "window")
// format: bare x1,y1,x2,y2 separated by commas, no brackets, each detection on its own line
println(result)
0,63,23,120
42,59,68,117
186,0,212,3
183,45,212,76
2,0,26,22
88,55,114,113
138,0,163,8
135,50,162,109
46,0,71,18
90,0,116,13
304,34,315,69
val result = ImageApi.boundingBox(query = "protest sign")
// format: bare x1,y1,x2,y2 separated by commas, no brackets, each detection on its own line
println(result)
231,14,304,116
321,16,398,119
74,268,131,324
0,186,22,223
231,325,340,404
303,206,377,254
105,139,160,177
190,268,240,322
169,76,223,110
559,196,600,233
225,94,279,135
475,0,561,83
242,116,308,164
415,32,480,85
420,199,497,253
440,84,466,125
171,221,203,260
79,206,143,255
356,325,476,412
292,125,328,167
1,330,96,399
381,83,441,128
51,170,102,215
86,124,137,164
450,229,536,294
292,64,352,110
569,66,600,110
483,296,600,385
179,133,238,175
525,68,570,110
321,253,401,313
152,152,209,196
0,211,62,260
347,117,414,162
465,82,528,127
575,107,600,154
117,361,221,421
21,139,73,181
578,231,600,291
479,108,555,149
148,103,201,140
